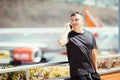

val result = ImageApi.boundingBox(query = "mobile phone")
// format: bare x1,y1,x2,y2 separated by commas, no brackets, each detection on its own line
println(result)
69,24,72,29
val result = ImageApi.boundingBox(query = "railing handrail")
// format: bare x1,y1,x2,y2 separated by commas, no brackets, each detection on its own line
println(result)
1,54,120,73
97,53,120,59
0,61,68,73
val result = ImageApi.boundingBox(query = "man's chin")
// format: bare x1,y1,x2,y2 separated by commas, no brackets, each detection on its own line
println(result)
73,26,80,29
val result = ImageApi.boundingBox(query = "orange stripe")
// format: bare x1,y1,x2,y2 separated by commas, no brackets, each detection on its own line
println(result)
83,6,104,27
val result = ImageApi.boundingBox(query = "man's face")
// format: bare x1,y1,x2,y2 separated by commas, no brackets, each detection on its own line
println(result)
70,14,84,29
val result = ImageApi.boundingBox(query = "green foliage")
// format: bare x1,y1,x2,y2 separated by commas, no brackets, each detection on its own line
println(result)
0,65,26,80
0,65,69,80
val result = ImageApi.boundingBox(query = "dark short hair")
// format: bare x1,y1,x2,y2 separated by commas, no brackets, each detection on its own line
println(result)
70,11,83,17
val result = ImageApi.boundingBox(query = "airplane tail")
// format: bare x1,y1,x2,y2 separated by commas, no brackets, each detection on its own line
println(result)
83,6,104,27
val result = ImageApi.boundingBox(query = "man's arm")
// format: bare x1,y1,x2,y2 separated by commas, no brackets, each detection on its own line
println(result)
58,23,71,46
92,48,98,72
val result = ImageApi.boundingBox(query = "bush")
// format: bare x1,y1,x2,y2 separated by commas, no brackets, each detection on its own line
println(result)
0,64,69,80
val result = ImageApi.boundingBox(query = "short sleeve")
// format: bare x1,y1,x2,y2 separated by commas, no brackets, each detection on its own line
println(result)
92,35,97,49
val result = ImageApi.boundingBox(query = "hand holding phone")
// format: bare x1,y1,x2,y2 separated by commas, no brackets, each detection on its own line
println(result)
65,23,72,31
69,24,72,29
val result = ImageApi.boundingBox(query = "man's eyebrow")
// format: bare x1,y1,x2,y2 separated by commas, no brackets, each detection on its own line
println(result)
71,18,79,20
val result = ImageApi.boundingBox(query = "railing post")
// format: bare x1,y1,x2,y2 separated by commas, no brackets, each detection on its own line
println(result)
107,58,111,69
26,69,30,80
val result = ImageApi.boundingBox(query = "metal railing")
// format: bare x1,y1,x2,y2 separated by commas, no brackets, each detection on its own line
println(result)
0,54,120,80
0,61,68,80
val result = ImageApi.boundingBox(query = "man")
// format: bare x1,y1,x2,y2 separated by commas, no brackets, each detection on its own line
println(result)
58,11,100,80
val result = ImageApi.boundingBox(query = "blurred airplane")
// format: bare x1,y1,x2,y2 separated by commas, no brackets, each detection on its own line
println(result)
0,27,118,65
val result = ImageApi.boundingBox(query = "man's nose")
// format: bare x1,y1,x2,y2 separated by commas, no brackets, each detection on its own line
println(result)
72,20,76,24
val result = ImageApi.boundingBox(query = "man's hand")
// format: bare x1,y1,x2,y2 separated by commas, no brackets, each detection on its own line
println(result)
65,23,72,31
58,23,71,47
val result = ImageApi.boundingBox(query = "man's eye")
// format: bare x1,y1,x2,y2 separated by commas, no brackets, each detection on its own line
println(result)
71,19,79,22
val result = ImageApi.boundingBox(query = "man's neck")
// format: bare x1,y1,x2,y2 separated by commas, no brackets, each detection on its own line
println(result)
74,28,84,33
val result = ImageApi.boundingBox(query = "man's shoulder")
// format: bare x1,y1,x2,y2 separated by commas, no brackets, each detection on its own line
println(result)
84,29,92,34
68,30,74,35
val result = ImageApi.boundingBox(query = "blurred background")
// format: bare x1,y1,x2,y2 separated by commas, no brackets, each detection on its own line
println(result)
0,0,119,65
0,0,118,27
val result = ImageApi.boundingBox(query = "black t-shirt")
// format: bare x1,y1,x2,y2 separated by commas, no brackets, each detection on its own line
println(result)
66,29,97,76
